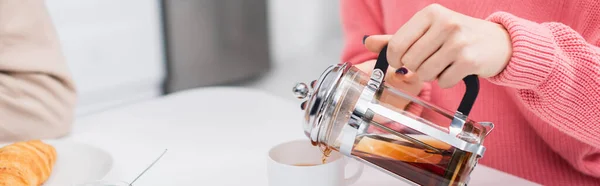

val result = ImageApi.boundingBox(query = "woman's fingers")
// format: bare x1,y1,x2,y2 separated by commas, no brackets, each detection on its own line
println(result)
362,33,462,88
364,35,392,53
436,33,478,88
386,9,433,68
415,42,456,82
402,21,451,73
437,63,471,88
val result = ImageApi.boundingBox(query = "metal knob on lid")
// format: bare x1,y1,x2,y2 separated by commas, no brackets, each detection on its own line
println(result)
292,83,310,99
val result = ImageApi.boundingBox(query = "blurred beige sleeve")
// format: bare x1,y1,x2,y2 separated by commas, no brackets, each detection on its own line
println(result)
0,0,76,141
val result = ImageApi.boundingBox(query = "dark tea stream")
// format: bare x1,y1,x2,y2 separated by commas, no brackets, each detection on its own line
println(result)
294,144,332,167
321,147,332,164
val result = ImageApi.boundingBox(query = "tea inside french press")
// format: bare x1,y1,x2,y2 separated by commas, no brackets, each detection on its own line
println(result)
292,45,493,186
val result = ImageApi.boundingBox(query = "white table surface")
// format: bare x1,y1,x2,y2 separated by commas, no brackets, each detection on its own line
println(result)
66,87,540,186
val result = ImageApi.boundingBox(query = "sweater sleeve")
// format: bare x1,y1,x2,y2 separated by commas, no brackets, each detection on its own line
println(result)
0,0,77,142
486,12,600,177
340,0,384,65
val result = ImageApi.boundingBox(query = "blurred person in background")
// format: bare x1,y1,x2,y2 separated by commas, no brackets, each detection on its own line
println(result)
0,0,76,141
341,0,600,185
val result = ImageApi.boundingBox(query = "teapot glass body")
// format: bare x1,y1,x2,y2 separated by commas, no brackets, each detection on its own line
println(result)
293,59,493,186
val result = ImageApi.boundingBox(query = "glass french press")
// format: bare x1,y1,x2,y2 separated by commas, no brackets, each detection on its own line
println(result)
292,46,494,186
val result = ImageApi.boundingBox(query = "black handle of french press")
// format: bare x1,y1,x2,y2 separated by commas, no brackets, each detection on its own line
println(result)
457,75,479,116
373,45,480,117
374,45,390,75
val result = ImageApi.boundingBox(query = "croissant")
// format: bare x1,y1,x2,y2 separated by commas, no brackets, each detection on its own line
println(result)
0,140,57,186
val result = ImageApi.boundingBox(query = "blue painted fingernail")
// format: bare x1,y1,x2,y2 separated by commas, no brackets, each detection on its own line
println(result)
362,35,369,44
396,67,408,75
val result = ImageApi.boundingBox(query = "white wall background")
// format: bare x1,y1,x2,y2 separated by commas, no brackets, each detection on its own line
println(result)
45,0,166,116
43,0,344,115
246,0,345,100
267,0,343,63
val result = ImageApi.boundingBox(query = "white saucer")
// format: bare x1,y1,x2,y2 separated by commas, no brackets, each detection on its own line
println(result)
0,140,113,186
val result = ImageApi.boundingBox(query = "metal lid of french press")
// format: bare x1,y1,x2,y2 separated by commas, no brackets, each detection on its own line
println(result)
292,63,351,144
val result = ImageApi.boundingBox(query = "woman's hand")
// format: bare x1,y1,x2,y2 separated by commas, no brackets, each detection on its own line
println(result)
364,4,513,88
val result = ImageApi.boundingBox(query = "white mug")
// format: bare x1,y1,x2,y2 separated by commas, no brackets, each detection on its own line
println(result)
267,139,364,186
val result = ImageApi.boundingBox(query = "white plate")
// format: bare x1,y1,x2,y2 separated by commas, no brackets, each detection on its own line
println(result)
0,140,113,186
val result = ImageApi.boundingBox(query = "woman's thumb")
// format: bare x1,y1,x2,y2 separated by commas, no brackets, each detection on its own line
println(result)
364,35,393,53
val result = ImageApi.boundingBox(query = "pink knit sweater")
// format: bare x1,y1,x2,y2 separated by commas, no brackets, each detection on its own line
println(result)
340,0,600,185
